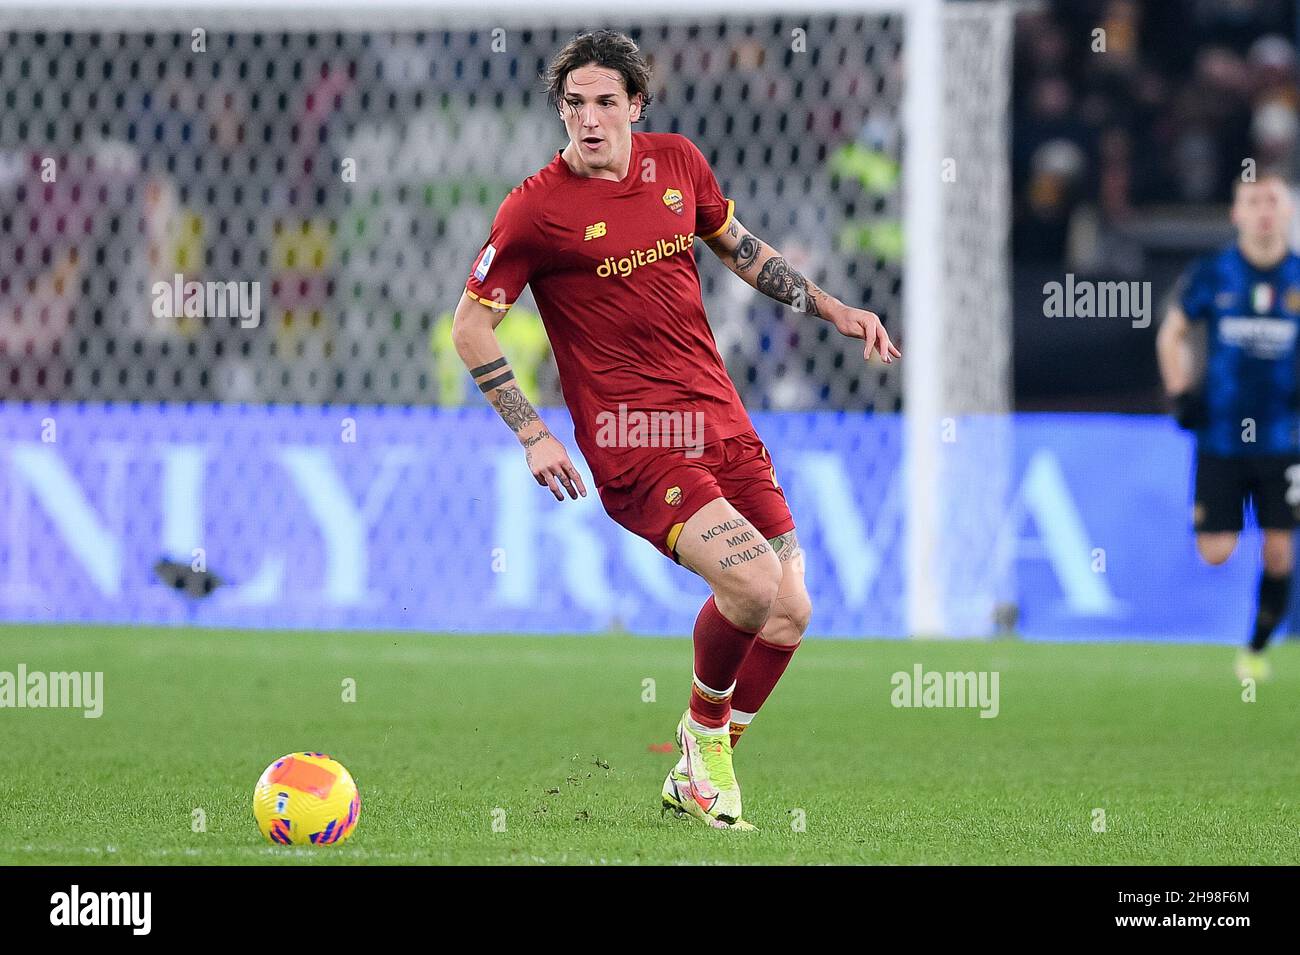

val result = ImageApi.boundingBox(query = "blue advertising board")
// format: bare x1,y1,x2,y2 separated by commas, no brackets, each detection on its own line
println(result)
0,402,1284,642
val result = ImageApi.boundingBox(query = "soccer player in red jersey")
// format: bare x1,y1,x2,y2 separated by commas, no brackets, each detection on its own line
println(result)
453,30,898,829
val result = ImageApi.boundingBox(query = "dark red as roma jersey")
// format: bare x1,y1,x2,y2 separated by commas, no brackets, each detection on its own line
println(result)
464,131,754,484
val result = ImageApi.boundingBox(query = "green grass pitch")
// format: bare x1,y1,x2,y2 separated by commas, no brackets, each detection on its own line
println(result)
1,625,1297,865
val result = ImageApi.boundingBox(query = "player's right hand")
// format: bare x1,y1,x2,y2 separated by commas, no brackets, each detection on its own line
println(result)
1172,390,1207,431
523,430,588,501
830,305,901,364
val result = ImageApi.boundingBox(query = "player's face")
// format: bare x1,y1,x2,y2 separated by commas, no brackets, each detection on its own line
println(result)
1232,178,1293,243
560,65,641,173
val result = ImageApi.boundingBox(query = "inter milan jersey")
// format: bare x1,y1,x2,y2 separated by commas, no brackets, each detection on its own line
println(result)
464,132,753,485
1179,244,1300,457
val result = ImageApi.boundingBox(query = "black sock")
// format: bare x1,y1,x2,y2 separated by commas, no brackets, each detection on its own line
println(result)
1250,571,1291,652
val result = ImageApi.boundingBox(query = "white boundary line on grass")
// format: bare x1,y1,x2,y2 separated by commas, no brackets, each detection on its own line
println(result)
4,845,697,864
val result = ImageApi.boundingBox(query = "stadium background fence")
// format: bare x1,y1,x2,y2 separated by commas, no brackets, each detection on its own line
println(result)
9,3,1263,641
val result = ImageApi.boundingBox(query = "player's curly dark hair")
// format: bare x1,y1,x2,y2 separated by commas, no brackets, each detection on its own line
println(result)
544,30,654,123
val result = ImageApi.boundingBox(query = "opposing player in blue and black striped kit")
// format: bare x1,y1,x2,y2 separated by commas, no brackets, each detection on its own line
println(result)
1157,173,1300,680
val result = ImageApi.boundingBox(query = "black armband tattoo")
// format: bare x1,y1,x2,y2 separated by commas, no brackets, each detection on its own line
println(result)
478,369,516,393
469,357,509,378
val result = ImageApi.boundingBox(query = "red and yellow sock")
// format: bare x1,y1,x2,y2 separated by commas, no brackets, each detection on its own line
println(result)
688,595,759,730
728,635,801,746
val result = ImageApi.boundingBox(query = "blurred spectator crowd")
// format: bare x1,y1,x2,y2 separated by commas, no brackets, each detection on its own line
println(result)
1014,0,1299,262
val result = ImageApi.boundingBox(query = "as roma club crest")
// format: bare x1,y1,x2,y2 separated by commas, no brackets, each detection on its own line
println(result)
664,486,683,506
662,188,684,216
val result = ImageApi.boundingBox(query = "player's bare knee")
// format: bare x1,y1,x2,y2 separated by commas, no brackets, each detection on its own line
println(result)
1199,545,1233,566
1196,534,1236,565
785,589,813,637
715,559,781,632
758,552,784,602
744,568,783,628
714,591,770,633
767,589,811,645
1264,553,1293,575
1263,534,1294,575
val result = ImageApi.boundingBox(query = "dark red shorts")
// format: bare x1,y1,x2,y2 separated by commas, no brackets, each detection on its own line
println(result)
596,429,796,560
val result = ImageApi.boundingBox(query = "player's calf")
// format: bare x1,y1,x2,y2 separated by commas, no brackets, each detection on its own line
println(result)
674,499,779,740
1249,529,1293,656
1262,528,1294,576
731,529,810,747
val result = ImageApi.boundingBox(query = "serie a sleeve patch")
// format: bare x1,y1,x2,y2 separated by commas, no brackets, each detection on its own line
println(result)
474,243,496,282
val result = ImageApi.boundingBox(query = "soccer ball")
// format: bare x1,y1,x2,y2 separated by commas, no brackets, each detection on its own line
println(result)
252,752,361,846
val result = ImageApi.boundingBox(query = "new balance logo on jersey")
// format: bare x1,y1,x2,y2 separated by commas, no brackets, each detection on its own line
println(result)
583,221,607,241
474,244,496,282
597,233,694,278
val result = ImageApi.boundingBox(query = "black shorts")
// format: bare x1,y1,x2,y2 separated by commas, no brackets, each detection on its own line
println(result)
1193,452,1300,533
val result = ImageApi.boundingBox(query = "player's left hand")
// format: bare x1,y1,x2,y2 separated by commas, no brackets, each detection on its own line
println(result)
524,430,588,501
830,305,900,363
